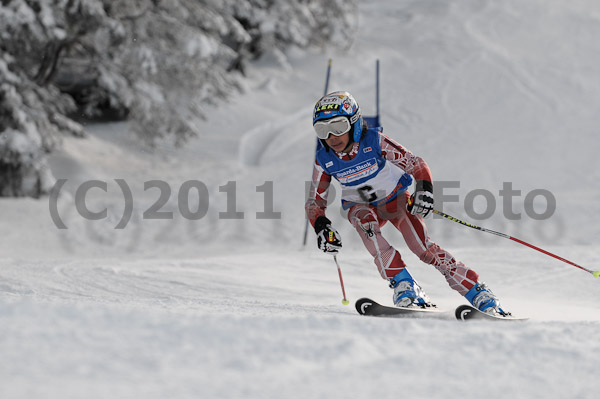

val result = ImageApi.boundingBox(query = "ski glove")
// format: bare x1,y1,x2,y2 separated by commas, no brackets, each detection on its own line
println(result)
315,216,342,254
407,180,434,218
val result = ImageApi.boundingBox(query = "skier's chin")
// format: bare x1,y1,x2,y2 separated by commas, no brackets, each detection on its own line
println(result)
330,143,346,152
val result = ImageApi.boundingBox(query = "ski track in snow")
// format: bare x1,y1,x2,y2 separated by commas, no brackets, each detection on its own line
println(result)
2,0,600,398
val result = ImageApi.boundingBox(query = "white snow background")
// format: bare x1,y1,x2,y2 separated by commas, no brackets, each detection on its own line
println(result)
2,0,600,398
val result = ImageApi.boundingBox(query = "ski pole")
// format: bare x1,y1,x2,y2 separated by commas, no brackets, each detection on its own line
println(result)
333,254,350,305
433,209,600,278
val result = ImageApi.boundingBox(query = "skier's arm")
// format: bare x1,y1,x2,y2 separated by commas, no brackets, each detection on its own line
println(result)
305,159,332,228
305,160,342,253
379,133,433,183
380,133,434,217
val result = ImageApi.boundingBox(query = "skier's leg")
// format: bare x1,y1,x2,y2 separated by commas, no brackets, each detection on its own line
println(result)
400,213,507,314
347,204,406,281
392,194,479,296
366,197,431,306
350,202,432,307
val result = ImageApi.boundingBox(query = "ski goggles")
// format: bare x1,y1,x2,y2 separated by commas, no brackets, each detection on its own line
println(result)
313,116,351,140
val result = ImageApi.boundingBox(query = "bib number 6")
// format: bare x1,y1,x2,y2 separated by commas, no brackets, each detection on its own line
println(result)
357,185,378,203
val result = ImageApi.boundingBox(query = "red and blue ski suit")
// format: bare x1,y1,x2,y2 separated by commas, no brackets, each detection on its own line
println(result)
305,129,479,296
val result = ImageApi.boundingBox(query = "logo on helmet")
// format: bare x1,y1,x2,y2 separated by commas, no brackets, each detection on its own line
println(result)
342,99,353,114
315,104,340,113
319,96,339,105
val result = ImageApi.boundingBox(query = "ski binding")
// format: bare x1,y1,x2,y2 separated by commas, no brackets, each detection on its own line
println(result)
355,297,446,319
455,304,527,322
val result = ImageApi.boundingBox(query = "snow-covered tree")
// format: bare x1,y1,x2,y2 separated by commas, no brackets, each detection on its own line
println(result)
0,0,357,197
0,0,91,197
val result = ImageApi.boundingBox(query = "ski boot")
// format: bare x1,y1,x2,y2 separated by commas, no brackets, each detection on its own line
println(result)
389,268,434,308
465,282,510,316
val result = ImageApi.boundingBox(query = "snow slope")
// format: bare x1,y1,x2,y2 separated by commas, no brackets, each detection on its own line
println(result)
1,0,600,398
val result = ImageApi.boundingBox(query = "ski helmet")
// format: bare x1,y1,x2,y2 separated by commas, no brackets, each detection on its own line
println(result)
313,91,363,143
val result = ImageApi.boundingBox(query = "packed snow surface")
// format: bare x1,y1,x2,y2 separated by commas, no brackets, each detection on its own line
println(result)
1,1,600,398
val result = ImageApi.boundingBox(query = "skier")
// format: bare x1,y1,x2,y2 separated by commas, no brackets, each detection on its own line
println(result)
305,91,507,315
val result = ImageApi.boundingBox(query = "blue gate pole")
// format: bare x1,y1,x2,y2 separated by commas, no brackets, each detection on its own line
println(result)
303,59,333,247
376,59,380,126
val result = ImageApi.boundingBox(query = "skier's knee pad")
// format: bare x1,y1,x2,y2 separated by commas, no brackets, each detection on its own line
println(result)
349,208,378,236
348,206,378,225
359,220,381,239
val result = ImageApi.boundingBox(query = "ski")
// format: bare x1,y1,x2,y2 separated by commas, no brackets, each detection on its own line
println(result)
355,297,447,319
454,304,527,322
356,298,527,322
